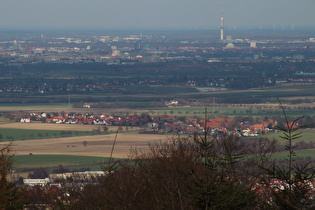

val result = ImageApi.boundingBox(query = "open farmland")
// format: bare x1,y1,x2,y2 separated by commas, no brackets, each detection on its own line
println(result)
13,155,114,170
0,128,100,141
0,122,141,141
0,105,145,115
274,149,315,160
1,133,168,159
261,129,315,144
0,122,135,132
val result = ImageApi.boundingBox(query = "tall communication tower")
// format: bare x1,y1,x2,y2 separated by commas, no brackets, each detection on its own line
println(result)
220,8,224,41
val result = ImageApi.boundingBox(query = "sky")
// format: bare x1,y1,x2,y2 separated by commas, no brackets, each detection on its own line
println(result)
0,0,314,30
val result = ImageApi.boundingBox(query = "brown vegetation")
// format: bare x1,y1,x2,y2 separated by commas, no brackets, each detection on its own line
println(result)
0,122,139,132
5,133,167,158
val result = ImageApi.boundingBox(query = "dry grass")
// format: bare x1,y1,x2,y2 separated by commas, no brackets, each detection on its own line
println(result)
0,122,163,159
0,133,168,159
0,122,139,132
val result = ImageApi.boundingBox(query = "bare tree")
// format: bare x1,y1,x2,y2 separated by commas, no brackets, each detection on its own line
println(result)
83,141,87,147
0,142,23,208
103,126,109,132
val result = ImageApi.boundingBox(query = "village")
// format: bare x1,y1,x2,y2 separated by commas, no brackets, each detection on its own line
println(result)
13,109,278,137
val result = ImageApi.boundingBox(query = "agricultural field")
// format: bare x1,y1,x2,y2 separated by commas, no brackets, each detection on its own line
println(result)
2,123,313,176
261,129,315,144
152,106,315,118
0,128,105,141
0,122,140,141
1,133,168,159
2,132,169,176
0,117,12,125
1,84,315,176
273,149,315,161
0,122,134,132
13,155,114,170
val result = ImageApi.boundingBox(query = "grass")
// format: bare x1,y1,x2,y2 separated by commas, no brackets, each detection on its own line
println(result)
152,106,315,118
0,103,70,108
273,149,315,160
261,129,315,144
13,154,119,171
0,117,14,125
0,128,106,141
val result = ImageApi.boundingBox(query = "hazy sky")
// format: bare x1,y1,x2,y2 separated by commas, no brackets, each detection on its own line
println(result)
1,0,314,30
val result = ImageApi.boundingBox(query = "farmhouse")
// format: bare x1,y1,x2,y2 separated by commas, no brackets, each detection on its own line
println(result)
20,118,30,123
165,100,179,106
50,171,106,181
23,178,50,187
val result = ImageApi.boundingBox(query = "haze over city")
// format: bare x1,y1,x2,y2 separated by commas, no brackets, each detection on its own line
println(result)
1,0,315,30
1,0,315,208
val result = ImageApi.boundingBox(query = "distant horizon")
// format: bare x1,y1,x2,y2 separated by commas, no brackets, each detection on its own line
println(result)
0,25,314,33
1,0,314,31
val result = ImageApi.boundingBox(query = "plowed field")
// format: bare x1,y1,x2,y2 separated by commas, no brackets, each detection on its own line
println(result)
0,133,168,158
0,122,134,132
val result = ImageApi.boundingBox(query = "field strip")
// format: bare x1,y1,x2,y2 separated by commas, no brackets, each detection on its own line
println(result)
0,133,168,159
0,107,146,113
0,123,131,132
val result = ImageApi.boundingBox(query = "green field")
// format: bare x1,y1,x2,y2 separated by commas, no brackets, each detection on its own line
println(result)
152,106,315,118
0,103,70,108
12,149,314,173
273,149,315,160
13,155,118,171
0,128,106,141
261,129,315,144
0,117,13,125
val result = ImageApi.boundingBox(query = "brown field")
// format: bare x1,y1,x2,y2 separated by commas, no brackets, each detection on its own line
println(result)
0,122,138,132
0,122,162,159
0,107,149,114
0,133,169,159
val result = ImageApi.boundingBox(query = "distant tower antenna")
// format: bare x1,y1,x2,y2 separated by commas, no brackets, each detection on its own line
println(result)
220,8,224,41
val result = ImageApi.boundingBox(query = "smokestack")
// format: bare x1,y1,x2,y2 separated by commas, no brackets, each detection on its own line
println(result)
220,8,224,41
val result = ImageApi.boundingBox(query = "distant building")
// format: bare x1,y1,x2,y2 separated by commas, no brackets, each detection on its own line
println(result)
83,103,91,108
250,41,256,48
112,49,120,57
50,171,106,181
253,54,260,60
24,178,50,187
165,100,179,106
13,40,18,50
293,54,304,60
20,118,31,123
225,43,235,49
226,35,232,42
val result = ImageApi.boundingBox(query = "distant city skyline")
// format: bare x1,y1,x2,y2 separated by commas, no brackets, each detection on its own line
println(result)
0,0,314,30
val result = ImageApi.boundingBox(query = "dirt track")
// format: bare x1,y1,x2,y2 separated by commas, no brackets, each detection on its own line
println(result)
0,133,168,158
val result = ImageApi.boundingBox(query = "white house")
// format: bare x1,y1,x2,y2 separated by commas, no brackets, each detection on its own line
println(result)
23,178,50,186
20,118,31,123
